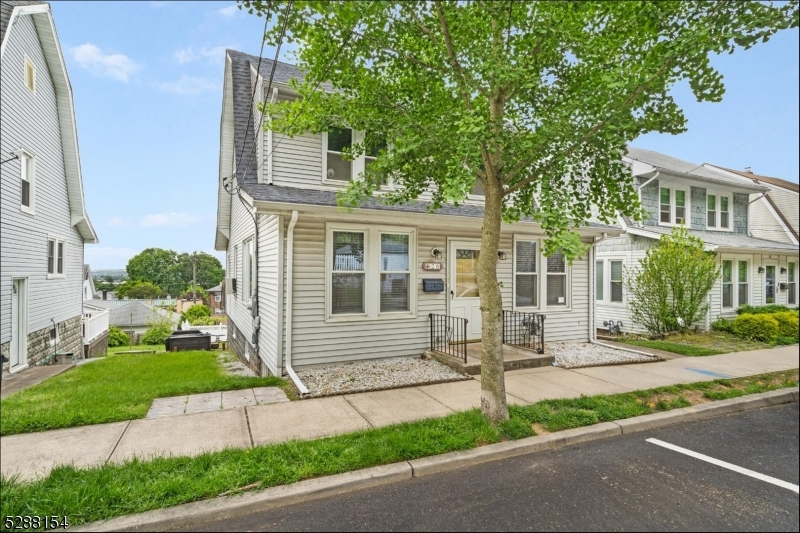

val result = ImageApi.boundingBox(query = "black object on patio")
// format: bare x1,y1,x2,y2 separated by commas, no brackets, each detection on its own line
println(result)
165,331,211,351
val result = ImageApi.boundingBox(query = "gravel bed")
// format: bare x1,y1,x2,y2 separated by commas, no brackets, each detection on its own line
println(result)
218,352,257,378
549,342,660,369
296,356,468,398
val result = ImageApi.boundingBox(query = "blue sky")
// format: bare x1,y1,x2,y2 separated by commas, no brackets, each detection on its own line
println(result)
50,2,799,269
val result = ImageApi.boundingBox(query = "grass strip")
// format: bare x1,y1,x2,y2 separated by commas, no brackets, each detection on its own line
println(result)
619,339,726,357
1,370,796,528
0,351,285,436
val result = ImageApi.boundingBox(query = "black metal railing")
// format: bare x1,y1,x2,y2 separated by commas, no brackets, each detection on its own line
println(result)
502,310,545,354
429,313,468,362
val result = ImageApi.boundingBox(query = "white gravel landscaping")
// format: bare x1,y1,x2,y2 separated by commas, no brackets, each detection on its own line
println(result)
549,342,660,369
296,356,468,397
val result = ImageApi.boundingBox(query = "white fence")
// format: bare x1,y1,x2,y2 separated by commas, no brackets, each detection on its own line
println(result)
82,307,110,344
182,322,228,342
96,298,177,307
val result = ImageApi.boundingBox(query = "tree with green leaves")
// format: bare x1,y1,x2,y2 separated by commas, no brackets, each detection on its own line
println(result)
626,227,719,336
126,248,182,293
176,252,226,290
115,280,163,300
243,0,798,423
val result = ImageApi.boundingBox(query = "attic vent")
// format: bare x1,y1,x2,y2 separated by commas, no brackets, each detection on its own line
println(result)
25,58,35,93
744,166,752,174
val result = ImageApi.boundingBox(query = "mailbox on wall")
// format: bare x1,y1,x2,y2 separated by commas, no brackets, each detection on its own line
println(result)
422,279,445,292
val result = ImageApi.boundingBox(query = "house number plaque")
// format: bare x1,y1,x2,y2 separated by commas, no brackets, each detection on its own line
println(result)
422,262,442,271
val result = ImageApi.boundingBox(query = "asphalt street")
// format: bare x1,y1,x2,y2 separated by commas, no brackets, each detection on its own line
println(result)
181,403,799,532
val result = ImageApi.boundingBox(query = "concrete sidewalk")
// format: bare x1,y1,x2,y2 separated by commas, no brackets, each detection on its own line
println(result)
2,346,797,482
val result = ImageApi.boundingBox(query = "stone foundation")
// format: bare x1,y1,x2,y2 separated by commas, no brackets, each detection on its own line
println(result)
1,315,83,375
226,316,267,376
84,330,109,359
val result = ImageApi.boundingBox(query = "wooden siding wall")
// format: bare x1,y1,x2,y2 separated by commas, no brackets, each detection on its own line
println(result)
267,216,591,369
0,14,84,344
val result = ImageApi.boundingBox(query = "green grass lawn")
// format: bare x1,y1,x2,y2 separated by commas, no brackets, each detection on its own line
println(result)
108,344,165,354
619,331,771,356
1,369,796,528
0,351,284,436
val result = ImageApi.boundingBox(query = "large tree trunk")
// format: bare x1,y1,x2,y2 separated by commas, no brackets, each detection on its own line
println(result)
477,179,509,424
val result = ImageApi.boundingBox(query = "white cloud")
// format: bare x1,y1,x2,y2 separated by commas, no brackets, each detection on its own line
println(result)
70,43,140,82
138,212,202,228
156,75,218,95
218,4,239,18
174,45,229,65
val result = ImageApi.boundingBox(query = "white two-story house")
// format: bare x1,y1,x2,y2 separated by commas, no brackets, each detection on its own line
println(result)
1,1,98,373
596,147,799,334
215,50,621,381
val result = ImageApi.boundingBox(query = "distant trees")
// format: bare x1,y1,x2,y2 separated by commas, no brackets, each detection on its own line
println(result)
115,280,163,299
125,248,225,296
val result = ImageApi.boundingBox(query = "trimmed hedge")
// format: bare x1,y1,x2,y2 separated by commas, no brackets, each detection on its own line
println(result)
772,311,799,343
736,304,799,315
732,313,779,343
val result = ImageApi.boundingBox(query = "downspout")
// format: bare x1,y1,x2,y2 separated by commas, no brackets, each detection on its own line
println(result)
636,171,660,228
588,233,657,358
285,210,309,396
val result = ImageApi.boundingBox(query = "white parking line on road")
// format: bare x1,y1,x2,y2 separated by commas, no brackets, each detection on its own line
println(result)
646,438,799,494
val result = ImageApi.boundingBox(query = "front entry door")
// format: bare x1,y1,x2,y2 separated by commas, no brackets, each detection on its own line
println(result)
11,278,28,370
764,263,777,304
448,240,482,340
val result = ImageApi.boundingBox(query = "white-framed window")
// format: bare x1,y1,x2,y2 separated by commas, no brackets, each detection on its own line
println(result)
242,238,254,300
233,244,239,298
514,240,538,308
19,150,35,214
323,127,354,183
47,238,65,278
326,223,416,320
546,250,568,306
609,260,624,303
788,262,796,306
595,260,603,301
722,260,734,308
707,193,731,230
721,256,750,309
659,186,688,226
25,57,35,94
215,294,221,303
738,260,749,306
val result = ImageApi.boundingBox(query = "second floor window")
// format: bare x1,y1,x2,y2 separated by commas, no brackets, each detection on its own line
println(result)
326,127,353,182
660,187,686,225
707,194,731,229
20,152,34,213
48,238,65,277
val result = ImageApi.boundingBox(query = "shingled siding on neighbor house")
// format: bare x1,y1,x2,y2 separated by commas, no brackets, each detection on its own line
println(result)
733,193,748,234
691,187,706,230
639,178,659,226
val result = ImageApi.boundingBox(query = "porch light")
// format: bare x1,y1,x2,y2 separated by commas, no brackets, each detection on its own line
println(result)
431,248,442,260
780,267,787,274
758,266,765,274
497,250,507,260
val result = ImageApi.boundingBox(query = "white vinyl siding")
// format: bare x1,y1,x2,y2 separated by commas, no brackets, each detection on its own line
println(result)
1,13,84,347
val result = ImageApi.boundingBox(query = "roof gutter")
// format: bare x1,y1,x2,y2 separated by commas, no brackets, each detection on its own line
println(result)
284,210,309,396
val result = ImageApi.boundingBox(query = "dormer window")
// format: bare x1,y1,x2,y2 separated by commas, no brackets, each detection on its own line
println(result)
25,58,35,93
659,186,687,225
707,193,731,230
325,127,353,182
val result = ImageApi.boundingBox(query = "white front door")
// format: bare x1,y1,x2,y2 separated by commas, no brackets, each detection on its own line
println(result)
11,278,28,370
764,262,777,304
448,240,482,340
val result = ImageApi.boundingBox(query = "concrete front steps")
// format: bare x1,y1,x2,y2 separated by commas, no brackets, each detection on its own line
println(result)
426,343,554,375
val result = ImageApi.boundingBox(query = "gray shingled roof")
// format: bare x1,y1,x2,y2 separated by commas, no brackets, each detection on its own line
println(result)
108,302,179,328
241,182,619,231
626,147,767,192
636,226,799,252
1,1,45,46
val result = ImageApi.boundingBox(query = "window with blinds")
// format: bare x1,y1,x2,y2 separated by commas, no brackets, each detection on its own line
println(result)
515,240,538,307
610,260,623,303
546,250,567,306
738,260,748,306
331,231,365,314
380,234,410,312
722,260,733,308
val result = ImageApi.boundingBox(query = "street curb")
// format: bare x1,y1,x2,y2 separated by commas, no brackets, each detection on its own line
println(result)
73,387,798,532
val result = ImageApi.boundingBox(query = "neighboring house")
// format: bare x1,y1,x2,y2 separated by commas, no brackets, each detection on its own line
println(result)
93,300,179,339
596,148,799,334
215,50,621,378
702,165,798,246
1,1,98,374
83,264,96,300
207,283,223,314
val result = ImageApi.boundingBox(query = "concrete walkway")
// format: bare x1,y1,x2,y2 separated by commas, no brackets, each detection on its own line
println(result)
1,346,797,482
0,364,74,399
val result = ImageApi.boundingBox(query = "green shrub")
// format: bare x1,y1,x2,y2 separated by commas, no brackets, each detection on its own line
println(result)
140,323,173,345
711,317,734,333
736,304,798,315
775,336,797,346
732,313,779,343
188,315,225,326
772,311,799,343
181,304,211,324
107,326,130,348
